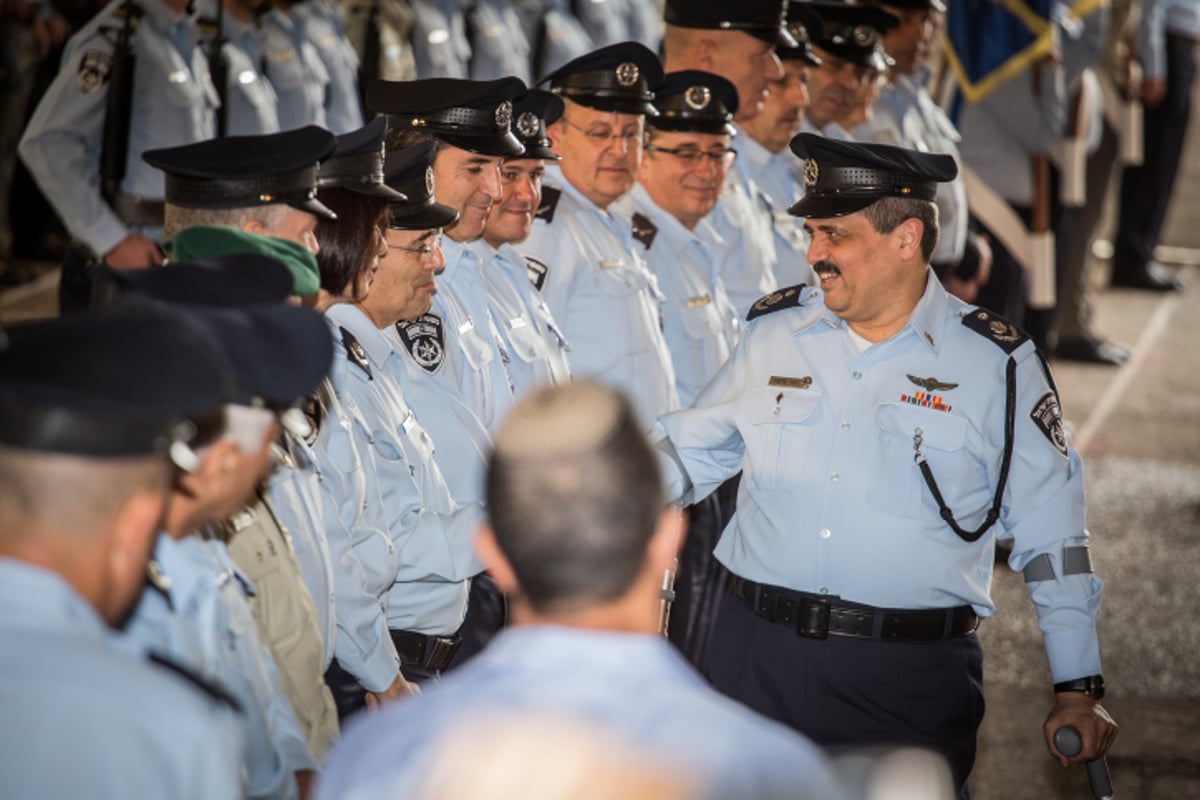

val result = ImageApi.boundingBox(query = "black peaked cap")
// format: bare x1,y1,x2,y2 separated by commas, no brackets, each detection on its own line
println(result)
861,0,946,12
539,41,663,116
810,2,899,71
95,254,295,307
663,0,797,49
319,117,408,201
366,77,526,157
0,303,234,456
512,90,564,160
787,132,957,218
143,126,338,220
779,2,824,65
383,141,460,230
650,71,739,135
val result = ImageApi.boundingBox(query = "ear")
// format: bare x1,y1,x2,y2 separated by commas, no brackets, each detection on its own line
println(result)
241,219,267,237
646,506,686,576
546,120,565,151
474,524,520,596
896,216,924,261
101,488,166,624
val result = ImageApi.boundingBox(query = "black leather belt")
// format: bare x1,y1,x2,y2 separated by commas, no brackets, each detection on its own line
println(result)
389,629,461,673
733,577,979,642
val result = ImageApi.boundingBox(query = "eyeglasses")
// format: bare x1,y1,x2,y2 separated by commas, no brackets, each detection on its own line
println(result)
645,144,738,167
387,231,443,257
560,116,642,147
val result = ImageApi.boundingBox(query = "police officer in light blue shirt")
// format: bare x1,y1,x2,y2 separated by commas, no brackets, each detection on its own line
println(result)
0,306,243,800
261,2,330,130
292,0,364,133
656,134,1119,798
620,70,741,407
198,0,282,136
521,42,680,430
409,0,471,78
467,0,532,82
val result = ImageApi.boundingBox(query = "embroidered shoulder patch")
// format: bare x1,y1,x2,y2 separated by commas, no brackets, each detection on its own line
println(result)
396,313,445,374
631,212,658,250
339,326,371,380
1030,391,1068,457
746,284,808,322
535,186,561,223
961,309,1029,353
77,49,114,94
525,255,550,292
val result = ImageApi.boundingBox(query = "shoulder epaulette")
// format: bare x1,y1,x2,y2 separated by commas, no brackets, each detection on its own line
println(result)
535,186,561,223
631,212,657,250
746,284,808,322
147,653,243,713
339,326,371,379
524,255,550,292
961,308,1030,354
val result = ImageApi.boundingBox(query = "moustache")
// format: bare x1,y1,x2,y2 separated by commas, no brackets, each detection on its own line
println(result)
812,260,841,277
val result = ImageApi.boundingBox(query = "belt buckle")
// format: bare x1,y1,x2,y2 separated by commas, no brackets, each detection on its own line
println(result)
797,596,831,639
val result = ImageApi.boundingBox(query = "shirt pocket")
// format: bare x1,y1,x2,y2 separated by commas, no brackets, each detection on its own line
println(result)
503,315,548,364
743,385,823,490
872,402,990,523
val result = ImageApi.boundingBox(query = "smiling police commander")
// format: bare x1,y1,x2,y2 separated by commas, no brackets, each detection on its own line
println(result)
654,133,1118,798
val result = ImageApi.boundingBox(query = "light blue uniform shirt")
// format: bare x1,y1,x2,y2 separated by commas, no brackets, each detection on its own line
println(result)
123,534,314,799
622,182,740,407
291,0,363,133
1141,0,1200,80
197,0,281,136
466,0,531,82
410,0,470,79
737,132,813,287
0,559,243,800
315,626,845,800
657,275,1102,683
521,167,680,429
706,124,781,318
19,0,217,257
530,0,594,76
471,239,572,397
261,8,328,131
325,303,483,636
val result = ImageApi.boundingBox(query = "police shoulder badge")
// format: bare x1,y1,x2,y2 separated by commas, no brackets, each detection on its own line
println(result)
525,256,550,291
339,327,371,380
1030,391,1069,457
962,309,1029,354
396,313,445,374
631,212,658,250
747,283,808,322
77,49,114,94
535,185,561,224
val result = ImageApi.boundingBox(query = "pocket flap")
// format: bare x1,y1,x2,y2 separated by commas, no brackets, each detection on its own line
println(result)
746,385,822,425
875,402,966,452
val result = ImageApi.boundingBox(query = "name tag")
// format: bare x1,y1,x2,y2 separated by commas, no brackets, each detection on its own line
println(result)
687,293,712,308
599,257,623,270
768,375,812,389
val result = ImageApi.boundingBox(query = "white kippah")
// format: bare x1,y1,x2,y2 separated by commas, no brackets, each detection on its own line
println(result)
493,381,623,462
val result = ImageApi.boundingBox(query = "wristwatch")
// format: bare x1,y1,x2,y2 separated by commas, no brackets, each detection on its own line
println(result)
1054,674,1105,700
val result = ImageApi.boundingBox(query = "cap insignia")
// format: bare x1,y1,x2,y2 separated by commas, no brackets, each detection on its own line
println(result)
424,166,434,195
684,85,711,110
495,100,513,131
853,25,879,47
516,111,540,139
803,159,820,187
615,62,639,87
789,23,809,45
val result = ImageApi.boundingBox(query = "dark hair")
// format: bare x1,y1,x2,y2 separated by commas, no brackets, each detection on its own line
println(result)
484,385,663,613
385,127,438,154
314,187,388,298
861,196,939,262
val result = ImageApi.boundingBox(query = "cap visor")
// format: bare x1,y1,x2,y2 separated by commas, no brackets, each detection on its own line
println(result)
438,131,526,158
389,201,459,231
787,194,878,219
350,183,409,202
519,145,562,161
570,97,659,117
291,196,338,222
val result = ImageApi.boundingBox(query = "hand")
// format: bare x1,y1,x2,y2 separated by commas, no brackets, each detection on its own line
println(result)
1140,77,1167,108
103,234,163,269
363,671,419,710
294,769,316,800
1043,693,1118,767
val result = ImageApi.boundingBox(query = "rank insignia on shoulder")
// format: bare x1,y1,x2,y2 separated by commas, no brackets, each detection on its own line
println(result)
525,255,550,291
535,186,561,223
631,212,658,250
1030,391,1068,457
148,653,243,713
77,49,114,94
339,327,371,379
907,374,958,392
396,313,445,374
768,375,812,389
747,284,808,321
962,309,1029,353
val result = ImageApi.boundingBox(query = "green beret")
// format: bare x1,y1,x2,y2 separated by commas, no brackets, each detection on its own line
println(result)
163,226,320,297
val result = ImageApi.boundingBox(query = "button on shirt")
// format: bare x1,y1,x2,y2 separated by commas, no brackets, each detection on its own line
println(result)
622,183,740,407
656,275,1101,683
0,559,243,800
315,626,845,800
521,168,680,429
19,0,217,257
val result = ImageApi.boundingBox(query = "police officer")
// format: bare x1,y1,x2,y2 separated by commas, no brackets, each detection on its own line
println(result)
18,0,218,308
655,134,1119,798
0,305,243,799
735,1,823,287
802,1,897,138
408,0,470,79
261,0,331,131
660,0,793,316
471,88,573,398
291,0,363,133
197,0,282,136
466,0,533,83
521,41,679,430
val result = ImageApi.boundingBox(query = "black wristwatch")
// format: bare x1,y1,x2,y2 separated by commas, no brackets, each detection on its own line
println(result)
1054,674,1105,700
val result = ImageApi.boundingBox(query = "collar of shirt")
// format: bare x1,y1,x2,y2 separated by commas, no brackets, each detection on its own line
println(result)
629,182,719,260
0,557,109,639
544,163,631,243
326,301,398,369
438,236,478,287
737,132,775,185
151,532,216,610
808,269,948,352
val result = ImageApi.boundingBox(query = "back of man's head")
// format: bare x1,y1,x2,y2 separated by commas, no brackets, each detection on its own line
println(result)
485,382,663,614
